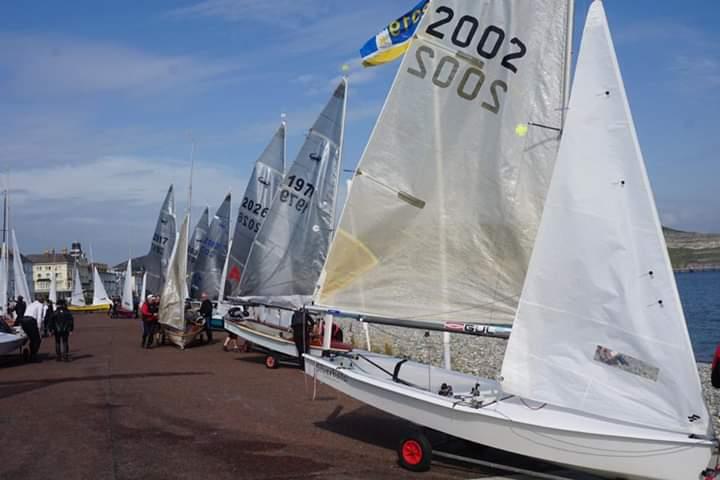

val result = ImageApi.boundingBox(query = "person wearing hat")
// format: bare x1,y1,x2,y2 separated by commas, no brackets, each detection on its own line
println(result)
199,293,214,344
48,299,74,362
140,294,159,348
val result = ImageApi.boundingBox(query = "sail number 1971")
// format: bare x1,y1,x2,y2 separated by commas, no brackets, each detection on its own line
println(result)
279,175,315,214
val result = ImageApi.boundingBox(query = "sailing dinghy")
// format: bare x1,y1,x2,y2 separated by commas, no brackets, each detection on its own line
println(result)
224,80,353,367
158,213,206,349
113,259,135,318
69,263,112,313
0,243,27,358
304,2,716,479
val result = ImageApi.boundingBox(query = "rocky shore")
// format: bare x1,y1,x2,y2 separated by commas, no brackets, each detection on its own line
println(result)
340,321,720,432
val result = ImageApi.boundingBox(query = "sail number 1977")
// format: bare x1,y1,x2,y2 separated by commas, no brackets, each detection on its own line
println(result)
279,175,315,214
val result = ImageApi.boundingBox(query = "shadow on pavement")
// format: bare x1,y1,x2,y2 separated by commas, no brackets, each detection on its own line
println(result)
0,371,211,400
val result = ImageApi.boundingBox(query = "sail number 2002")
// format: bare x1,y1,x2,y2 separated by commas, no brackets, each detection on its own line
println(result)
409,5,528,113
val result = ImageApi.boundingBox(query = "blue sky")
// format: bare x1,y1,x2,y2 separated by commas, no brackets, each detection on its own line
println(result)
1,0,718,265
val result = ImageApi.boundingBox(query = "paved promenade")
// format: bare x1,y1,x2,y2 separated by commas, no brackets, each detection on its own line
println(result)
0,314,596,480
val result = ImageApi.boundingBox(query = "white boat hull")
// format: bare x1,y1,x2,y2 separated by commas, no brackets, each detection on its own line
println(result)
0,331,27,356
224,317,351,361
304,353,715,480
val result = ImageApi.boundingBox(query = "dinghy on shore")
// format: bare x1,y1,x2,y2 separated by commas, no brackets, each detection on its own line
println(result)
304,2,717,479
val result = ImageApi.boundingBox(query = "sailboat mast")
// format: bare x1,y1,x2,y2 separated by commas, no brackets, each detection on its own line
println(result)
561,0,575,128
280,113,287,173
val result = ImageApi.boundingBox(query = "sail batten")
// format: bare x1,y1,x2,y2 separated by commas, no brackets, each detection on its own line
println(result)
237,81,347,309
501,1,710,436
318,0,570,326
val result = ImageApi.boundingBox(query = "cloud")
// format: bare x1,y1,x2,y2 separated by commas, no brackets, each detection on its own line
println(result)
0,33,240,98
9,156,248,265
169,0,331,27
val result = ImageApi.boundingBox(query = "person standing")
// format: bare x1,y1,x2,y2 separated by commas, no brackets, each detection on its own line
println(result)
43,299,54,338
26,297,45,334
199,293,213,344
13,295,26,324
291,309,314,368
140,295,158,348
49,299,74,362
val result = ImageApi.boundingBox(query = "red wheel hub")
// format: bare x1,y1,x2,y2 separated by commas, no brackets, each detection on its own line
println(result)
266,356,275,368
401,440,423,465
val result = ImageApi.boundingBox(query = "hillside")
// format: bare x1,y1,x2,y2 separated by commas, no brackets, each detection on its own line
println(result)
663,227,720,270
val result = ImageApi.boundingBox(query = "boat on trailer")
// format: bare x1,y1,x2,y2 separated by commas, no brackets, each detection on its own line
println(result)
224,306,351,368
303,1,718,479
224,79,351,367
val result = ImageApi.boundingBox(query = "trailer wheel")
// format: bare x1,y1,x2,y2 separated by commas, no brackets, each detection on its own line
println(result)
265,354,279,369
398,433,432,472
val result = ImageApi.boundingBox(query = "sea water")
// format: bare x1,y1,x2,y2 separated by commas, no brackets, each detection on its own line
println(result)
677,270,720,362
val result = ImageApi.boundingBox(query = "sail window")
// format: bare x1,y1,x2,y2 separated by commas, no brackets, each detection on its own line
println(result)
594,345,659,381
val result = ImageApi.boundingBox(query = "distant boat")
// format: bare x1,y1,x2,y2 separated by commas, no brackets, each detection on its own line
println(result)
113,258,135,318
68,263,112,313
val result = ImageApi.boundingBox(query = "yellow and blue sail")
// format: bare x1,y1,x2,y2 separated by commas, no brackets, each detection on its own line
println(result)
360,0,429,67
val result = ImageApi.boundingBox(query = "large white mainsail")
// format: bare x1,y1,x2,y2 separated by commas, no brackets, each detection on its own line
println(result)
191,193,231,299
159,214,190,331
146,185,176,295
70,263,86,306
187,206,209,290
92,266,111,306
501,0,710,436
11,230,30,301
226,123,286,298
140,272,147,305
121,259,133,312
318,0,569,327
238,80,347,309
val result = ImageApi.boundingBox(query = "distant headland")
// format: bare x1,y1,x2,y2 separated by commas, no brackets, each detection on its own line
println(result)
664,227,720,272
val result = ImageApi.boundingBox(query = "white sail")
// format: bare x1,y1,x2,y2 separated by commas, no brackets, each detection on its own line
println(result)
121,259,133,311
187,206,209,288
191,194,231,299
0,244,7,314
226,123,286,297
318,0,569,326
49,269,57,304
70,263,86,306
160,214,190,330
146,185,176,295
92,266,111,306
11,230,30,301
140,272,147,305
238,80,347,309
501,1,710,436
218,240,232,303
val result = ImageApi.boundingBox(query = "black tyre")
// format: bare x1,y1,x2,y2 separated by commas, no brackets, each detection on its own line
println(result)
398,433,432,472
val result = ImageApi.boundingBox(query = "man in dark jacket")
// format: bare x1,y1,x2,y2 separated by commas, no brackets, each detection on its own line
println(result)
14,296,26,323
199,293,213,343
43,300,54,337
49,299,74,362
291,309,315,368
